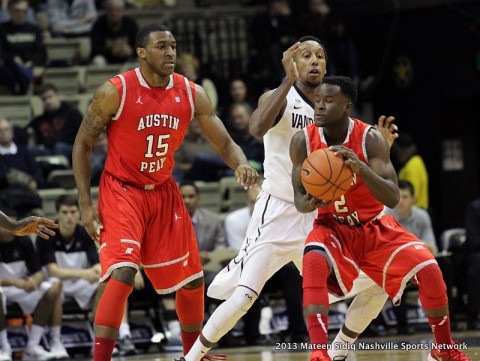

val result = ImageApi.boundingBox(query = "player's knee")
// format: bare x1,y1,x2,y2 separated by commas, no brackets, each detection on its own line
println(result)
352,285,388,319
303,248,331,289
111,266,137,286
51,280,62,296
304,304,328,316
232,286,257,312
416,264,448,309
183,275,204,289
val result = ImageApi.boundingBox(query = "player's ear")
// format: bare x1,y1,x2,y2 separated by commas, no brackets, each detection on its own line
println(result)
344,101,353,112
136,47,146,59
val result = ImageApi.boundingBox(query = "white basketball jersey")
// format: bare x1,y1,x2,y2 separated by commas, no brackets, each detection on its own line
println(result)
262,85,314,203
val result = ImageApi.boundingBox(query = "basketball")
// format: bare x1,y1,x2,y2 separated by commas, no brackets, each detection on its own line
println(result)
301,149,353,202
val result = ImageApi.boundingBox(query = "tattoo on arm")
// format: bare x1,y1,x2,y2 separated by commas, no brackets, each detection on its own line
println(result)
79,83,112,138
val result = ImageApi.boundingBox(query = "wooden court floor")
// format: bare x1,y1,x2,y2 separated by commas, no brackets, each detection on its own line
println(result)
75,330,480,361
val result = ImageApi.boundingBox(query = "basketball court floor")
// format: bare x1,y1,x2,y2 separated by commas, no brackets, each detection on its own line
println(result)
74,330,480,360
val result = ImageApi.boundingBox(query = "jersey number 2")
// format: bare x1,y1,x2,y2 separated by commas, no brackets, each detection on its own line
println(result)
334,195,349,213
145,134,170,158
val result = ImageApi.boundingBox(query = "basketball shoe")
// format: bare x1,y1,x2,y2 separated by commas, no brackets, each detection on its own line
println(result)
427,341,470,360
174,354,227,361
310,350,332,361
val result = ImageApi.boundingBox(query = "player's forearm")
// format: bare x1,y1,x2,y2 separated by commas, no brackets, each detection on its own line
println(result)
294,193,316,213
29,271,44,288
249,78,294,138
219,141,249,170
0,211,15,233
359,167,399,209
73,140,94,208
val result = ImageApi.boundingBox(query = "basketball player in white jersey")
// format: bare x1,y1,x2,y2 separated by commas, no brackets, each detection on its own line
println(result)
182,37,397,361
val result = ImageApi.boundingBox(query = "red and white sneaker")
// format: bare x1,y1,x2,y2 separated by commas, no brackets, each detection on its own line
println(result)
428,342,470,360
310,350,332,361
201,354,227,361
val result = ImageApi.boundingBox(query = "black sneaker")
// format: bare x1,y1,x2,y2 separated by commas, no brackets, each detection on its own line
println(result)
117,336,138,356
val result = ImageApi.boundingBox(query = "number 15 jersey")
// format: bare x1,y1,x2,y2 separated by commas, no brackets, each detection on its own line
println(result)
105,68,196,187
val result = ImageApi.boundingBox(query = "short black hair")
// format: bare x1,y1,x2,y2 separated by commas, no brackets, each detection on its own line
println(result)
296,35,327,60
179,181,199,194
135,23,171,49
398,180,415,196
38,83,58,96
322,76,357,105
55,194,79,212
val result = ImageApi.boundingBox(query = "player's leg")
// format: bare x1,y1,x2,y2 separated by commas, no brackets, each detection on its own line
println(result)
175,276,205,355
94,267,136,361
303,246,332,361
329,281,388,360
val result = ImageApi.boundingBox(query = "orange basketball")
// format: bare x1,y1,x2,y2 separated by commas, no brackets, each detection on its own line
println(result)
301,148,353,202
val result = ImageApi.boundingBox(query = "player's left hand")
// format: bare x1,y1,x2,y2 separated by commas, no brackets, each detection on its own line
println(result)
13,216,59,239
375,115,398,149
235,164,259,190
329,145,365,174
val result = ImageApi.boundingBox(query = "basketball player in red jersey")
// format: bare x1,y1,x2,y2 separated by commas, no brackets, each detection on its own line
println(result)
291,76,470,361
72,23,258,361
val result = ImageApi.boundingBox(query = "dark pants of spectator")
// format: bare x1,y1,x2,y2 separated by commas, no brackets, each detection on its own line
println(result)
0,60,33,95
28,142,74,165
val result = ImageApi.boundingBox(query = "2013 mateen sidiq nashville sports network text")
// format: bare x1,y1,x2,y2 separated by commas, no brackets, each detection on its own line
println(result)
274,342,469,351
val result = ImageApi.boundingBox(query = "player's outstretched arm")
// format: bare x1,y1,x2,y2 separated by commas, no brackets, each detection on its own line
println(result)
73,80,119,242
249,42,301,138
0,212,58,239
330,128,399,208
194,84,258,189
290,131,330,213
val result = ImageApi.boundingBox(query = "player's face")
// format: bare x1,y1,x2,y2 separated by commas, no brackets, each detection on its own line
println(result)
139,31,176,77
294,41,326,88
58,205,80,233
180,185,199,216
314,84,351,127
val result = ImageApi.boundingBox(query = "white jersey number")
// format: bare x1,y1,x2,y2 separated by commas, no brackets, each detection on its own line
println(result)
144,134,171,158
334,195,349,213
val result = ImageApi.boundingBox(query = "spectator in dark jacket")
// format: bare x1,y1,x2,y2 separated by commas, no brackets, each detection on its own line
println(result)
28,83,83,163
90,0,138,65
0,0,46,94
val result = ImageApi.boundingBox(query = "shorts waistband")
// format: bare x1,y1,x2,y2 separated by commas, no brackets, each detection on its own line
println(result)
105,172,169,191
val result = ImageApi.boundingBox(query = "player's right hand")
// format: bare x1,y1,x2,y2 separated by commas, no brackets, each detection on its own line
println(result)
304,193,331,208
282,42,301,82
81,205,103,243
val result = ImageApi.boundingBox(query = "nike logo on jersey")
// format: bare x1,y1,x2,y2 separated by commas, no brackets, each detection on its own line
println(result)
293,105,302,109
136,96,143,104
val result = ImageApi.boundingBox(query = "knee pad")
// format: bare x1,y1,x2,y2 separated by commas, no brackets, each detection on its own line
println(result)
416,264,448,310
344,284,388,334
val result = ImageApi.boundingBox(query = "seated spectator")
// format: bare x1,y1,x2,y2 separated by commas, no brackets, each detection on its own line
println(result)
176,52,218,110
0,207,67,360
90,0,138,65
0,0,46,94
175,118,229,182
28,83,83,163
229,102,264,171
219,78,256,121
224,184,308,345
36,195,139,356
179,181,227,286
47,0,97,37
0,117,43,216
0,0,37,24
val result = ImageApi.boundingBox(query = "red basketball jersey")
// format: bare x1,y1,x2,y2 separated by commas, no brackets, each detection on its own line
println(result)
304,118,384,225
105,69,196,187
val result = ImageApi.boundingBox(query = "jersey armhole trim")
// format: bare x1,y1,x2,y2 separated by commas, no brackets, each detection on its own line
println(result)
184,76,195,120
112,74,126,121
304,128,311,156
363,125,372,164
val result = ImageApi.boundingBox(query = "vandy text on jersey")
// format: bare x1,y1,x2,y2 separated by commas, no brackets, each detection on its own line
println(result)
137,113,180,173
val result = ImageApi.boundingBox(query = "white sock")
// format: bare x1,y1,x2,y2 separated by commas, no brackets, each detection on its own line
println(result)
27,324,45,349
119,322,131,339
0,329,10,350
328,329,357,359
184,338,211,361
50,325,61,343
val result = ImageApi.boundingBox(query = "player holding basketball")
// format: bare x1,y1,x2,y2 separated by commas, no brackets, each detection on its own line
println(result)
291,75,470,361
182,37,395,361
72,23,258,361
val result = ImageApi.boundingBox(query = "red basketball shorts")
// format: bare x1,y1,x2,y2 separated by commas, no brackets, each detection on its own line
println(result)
305,214,437,305
98,172,203,294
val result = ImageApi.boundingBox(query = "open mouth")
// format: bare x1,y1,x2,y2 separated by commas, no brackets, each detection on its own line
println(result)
309,69,320,75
